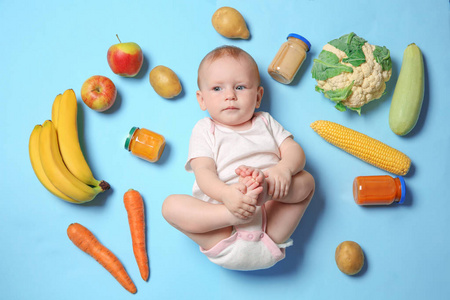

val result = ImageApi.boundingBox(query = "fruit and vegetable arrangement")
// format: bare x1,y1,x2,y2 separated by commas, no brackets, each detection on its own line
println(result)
28,5,427,291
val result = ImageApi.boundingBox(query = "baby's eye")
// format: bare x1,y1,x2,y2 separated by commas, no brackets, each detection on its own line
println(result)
213,86,221,91
236,85,246,90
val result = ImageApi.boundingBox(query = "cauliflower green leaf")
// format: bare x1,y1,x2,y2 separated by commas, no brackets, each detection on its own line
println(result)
316,81,357,113
321,81,354,102
328,32,367,67
311,50,353,81
373,46,392,71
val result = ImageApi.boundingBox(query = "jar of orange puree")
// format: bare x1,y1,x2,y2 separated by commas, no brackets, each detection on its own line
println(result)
268,33,311,84
124,127,165,163
353,175,406,206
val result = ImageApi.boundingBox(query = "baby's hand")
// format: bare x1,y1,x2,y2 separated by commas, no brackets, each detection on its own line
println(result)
264,165,292,200
221,183,256,219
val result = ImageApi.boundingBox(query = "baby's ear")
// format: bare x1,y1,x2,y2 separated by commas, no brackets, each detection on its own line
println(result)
255,86,264,108
196,90,207,111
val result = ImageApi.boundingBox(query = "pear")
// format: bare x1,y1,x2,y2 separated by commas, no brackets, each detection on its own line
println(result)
211,7,250,39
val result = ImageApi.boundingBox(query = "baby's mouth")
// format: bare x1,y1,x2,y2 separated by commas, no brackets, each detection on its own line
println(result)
224,106,238,110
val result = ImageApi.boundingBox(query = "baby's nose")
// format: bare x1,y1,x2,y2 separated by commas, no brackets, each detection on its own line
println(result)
225,89,237,100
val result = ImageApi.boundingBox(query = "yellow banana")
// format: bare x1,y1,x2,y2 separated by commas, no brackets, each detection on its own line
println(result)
57,89,105,187
29,124,80,204
51,94,62,129
39,120,108,203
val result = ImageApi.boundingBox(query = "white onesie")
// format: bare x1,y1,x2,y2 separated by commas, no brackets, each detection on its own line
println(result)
185,112,294,270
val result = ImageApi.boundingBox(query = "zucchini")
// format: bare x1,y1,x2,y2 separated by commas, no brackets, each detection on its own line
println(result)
389,43,425,136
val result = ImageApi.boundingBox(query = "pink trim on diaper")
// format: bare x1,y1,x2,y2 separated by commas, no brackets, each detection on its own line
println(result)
261,233,285,259
260,205,284,259
200,232,238,257
237,231,265,241
261,205,267,231
201,205,284,260
201,230,284,262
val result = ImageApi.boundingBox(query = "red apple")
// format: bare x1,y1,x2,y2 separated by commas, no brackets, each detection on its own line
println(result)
107,35,143,77
81,75,117,112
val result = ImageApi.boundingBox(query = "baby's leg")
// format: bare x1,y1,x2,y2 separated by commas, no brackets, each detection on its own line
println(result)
237,166,268,206
162,194,251,250
265,170,315,244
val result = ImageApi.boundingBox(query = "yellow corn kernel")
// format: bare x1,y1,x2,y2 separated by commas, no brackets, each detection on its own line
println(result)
311,120,411,175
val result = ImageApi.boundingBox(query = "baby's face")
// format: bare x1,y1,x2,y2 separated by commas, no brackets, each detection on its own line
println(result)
196,55,263,129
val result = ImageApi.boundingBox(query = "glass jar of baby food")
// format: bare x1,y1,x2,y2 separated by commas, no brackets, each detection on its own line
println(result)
124,127,165,163
353,175,406,205
268,33,311,84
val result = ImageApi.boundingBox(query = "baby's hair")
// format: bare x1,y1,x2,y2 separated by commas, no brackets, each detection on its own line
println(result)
197,45,261,88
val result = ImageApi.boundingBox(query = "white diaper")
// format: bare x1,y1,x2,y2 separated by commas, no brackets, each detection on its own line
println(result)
200,205,293,271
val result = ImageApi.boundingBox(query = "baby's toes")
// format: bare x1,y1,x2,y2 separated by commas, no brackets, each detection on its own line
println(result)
247,186,263,200
247,179,260,191
238,174,249,185
252,169,265,184
236,165,251,176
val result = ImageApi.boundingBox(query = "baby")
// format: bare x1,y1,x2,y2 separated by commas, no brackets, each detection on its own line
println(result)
162,45,315,271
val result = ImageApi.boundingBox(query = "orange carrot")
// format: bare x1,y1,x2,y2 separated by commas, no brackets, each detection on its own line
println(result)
124,189,149,281
67,223,137,294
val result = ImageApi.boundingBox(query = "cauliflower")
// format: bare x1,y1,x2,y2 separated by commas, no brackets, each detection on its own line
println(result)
311,33,392,114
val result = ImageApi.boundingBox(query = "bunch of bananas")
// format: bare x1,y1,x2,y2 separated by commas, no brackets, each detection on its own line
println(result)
29,89,110,204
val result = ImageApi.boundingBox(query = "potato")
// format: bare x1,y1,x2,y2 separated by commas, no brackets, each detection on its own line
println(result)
149,65,182,99
211,7,250,39
335,241,364,275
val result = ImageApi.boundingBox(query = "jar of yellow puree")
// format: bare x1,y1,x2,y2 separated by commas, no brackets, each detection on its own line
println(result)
124,127,165,163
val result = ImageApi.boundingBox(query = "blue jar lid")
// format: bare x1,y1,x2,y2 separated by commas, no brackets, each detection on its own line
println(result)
287,33,311,52
397,176,406,204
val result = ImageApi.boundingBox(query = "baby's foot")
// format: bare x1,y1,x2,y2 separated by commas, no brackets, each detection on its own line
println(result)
238,167,268,206
235,165,256,178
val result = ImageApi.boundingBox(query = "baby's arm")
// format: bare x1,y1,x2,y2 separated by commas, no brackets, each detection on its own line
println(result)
190,157,256,219
264,137,306,199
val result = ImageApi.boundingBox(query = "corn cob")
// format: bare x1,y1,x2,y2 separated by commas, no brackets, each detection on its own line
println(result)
311,120,411,175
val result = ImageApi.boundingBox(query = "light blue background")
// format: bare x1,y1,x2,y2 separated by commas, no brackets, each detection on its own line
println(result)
1,0,449,299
